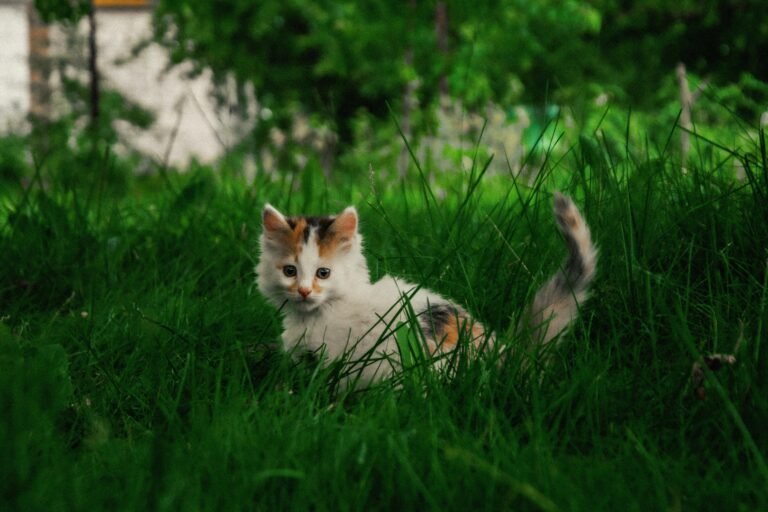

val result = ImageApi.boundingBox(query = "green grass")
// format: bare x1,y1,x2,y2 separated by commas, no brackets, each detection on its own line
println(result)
1,125,767,511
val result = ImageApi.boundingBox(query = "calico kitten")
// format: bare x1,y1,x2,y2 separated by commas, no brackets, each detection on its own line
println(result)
256,193,597,384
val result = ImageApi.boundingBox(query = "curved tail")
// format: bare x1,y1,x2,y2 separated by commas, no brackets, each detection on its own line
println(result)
522,192,598,346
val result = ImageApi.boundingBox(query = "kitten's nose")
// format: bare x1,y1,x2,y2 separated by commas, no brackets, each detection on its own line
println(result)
298,287,312,299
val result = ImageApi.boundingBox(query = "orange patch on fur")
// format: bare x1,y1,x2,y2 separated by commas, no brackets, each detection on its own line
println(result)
434,313,486,352
266,217,308,258
318,234,345,258
287,218,307,256
312,279,323,294
439,320,461,351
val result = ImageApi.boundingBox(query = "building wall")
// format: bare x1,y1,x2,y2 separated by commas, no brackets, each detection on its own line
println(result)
87,10,254,166
0,4,30,131
0,2,255,166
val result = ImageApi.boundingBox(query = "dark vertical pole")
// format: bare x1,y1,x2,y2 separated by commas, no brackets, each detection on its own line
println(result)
398,0,419,177
27,4,50,119
402,0,416,138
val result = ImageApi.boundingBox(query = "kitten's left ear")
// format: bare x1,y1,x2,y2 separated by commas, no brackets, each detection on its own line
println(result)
333,207,358,239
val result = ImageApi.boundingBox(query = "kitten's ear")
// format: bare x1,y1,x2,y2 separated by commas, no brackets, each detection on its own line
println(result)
333,206,358,238
262,204,289,233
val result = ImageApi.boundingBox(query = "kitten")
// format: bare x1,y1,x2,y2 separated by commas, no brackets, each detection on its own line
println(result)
256,193,597,384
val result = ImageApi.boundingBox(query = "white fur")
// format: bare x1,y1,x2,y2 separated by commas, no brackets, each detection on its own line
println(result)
256,196,596,386
255,206,453,384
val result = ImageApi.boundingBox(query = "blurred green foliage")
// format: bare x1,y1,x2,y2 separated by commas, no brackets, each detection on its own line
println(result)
33,0,90,23
152,0,768,143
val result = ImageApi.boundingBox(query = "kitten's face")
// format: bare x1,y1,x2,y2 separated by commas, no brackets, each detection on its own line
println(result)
256,204,365,313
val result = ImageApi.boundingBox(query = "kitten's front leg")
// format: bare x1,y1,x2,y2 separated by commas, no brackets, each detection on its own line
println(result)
281,325,310,359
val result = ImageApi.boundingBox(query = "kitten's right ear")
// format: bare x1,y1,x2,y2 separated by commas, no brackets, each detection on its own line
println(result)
262,204,289,233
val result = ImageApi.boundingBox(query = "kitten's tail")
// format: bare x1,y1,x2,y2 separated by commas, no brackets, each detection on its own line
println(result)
521,192,597,346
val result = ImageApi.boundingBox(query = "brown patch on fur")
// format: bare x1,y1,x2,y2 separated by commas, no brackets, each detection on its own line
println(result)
312,279,323,294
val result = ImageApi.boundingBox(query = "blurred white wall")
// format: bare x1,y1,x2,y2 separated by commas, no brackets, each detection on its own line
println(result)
0,2,255,167
85,10,255,166
0,4,30,131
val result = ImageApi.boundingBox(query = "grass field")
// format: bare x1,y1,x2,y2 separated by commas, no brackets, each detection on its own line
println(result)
1,125,767,511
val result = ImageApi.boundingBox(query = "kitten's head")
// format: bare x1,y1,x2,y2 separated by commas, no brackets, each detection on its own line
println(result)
256,204,369,313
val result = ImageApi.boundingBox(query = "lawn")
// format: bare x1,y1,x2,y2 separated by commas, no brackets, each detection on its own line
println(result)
1,127,767,511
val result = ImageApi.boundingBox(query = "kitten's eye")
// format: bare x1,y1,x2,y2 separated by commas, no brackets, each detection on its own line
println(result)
316,267,331,279
283,265,297,277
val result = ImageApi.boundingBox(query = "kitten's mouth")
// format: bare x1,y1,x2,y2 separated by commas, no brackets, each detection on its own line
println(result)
293,296,320,310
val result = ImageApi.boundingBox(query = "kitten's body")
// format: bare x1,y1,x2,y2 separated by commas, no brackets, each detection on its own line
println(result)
257,194,596,384
279,274,466,381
